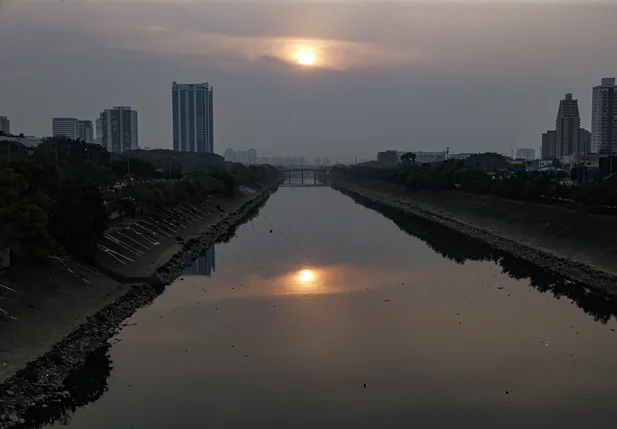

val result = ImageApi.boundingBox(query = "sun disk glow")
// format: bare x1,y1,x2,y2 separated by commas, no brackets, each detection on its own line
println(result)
298,269,315,283
295,50,316,66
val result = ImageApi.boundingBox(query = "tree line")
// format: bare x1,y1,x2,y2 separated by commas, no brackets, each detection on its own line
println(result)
333,153,617,212
0,137,278,262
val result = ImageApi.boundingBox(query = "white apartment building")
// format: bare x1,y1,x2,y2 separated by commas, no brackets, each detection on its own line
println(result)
52,117,79,139
591,77,617,154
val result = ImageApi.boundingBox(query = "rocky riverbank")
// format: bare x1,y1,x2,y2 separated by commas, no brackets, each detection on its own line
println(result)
0,182,279,428
331,178,617,294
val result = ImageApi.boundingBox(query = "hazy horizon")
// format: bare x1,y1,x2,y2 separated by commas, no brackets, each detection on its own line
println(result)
1,0,616,161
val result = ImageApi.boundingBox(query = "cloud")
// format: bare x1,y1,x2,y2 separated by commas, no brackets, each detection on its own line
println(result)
4,2,419,71
115,29,416,71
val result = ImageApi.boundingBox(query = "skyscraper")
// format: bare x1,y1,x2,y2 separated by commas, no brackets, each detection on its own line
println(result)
555,93,580,158
0,116,10,135
591,77,617,154
172,82,214,153
78,120,94,143
52,117,79,139
99,106,138,153
95,118,103,145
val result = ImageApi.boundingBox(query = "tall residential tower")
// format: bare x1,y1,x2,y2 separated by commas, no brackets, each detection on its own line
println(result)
555,93,580,158
591,77,617,154
172,82,214,153
99,106,138,153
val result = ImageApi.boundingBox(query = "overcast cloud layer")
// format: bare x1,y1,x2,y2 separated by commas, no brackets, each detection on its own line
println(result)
1,1,616,161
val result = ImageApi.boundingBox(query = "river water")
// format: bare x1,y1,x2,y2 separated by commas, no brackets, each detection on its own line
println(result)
30,185,617,428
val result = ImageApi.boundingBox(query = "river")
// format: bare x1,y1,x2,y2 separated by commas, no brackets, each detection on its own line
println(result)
27,185,617,428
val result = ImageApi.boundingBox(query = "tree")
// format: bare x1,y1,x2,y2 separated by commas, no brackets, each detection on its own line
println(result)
48,180,109,256
401,152,416,165
0,167,57,259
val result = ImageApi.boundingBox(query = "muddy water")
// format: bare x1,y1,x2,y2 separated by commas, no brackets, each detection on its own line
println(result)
38,186,617,428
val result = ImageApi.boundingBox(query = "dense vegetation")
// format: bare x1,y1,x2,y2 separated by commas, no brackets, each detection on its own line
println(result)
333,153,617,210
0,137,278,262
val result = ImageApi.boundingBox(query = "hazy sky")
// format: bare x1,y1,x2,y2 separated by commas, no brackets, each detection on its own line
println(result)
1,1,616,161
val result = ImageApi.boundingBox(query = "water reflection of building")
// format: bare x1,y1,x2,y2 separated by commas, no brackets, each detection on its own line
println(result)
186,246,216,276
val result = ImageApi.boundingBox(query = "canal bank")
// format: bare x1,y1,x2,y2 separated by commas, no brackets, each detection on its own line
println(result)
12,185,617,429
0,181,279,426
330,176,617,293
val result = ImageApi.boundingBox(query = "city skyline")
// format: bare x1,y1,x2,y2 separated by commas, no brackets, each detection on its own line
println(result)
2,3,616,160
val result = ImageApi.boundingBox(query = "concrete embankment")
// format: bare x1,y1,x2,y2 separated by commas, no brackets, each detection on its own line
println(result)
0,182,278,426
331,176,617,293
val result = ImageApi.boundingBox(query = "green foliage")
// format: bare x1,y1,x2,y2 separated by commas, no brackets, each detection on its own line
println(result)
0,167,57,259
401,152,416,165
0,136,278,262
48,180,109,255
336,154,617,211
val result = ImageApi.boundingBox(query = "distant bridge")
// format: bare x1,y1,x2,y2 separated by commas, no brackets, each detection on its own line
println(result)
279,183,329,188
278,167,329,185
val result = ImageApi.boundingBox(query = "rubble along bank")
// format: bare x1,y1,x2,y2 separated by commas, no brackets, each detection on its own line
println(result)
0,182,279,428
330,177,617,294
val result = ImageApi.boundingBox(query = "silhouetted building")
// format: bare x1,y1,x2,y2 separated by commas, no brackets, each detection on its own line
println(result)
172,82,214,153
591,77,617,154
78,120,94,143
579,128,591,154
377,150,400,165
555,93,580,157
95,118,103,145
52,117,79,139
414,151,446,163
223,148,235,162
0,116,10,135
542,130,557,159
234,149,257,164
99,106,139,153
516,148,535,160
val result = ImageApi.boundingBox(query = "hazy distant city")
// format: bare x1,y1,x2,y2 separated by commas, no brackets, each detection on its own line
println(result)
1,76,615,168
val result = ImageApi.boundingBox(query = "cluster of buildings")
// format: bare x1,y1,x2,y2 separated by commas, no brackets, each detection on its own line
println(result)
377,150,452,165
261,156,331,167
1,81,216,155
222,149,331,167
541,77,617,168
223,148,258,164
50,106,139,153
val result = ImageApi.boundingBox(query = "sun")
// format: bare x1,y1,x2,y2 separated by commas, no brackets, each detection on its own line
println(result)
298,269,315,283
295,50,316,66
